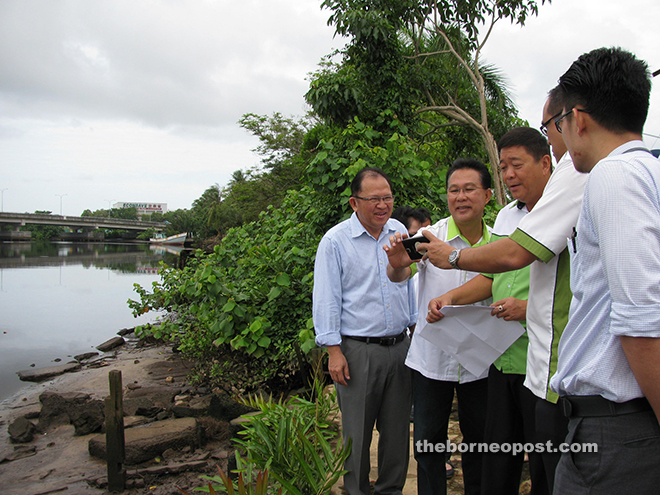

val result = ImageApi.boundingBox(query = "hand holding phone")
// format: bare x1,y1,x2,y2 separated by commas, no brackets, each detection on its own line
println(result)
401,236,430,261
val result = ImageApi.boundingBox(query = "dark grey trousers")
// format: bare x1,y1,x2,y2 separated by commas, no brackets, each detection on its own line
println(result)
336,337,412,495
553,409,660,494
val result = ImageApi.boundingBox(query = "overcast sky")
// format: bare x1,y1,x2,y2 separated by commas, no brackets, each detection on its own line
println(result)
1,0,659,216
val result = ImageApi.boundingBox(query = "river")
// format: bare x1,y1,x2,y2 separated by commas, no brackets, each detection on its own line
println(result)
0,241,181,403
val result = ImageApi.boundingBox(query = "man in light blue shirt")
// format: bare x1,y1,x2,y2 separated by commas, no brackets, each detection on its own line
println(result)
313,167,416,495
549,47,660,494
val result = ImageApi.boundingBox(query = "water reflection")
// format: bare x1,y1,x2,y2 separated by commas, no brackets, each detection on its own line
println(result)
0,241,179,272
0,241,185,402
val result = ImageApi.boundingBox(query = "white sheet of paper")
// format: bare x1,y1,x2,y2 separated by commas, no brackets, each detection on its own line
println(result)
416,305,525,377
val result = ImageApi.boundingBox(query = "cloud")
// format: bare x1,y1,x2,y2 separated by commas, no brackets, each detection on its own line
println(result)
1,0,659,216
0,0,340,128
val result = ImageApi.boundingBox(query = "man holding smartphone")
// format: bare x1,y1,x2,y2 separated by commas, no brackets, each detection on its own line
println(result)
385,158,493,495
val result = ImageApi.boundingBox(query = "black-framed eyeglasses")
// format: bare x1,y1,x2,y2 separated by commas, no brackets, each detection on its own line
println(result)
447,186,485,196
540,111,562,136
352,195,395,205
555,108,590,134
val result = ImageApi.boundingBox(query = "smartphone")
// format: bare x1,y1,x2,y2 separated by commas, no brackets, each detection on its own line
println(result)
401,236,430,261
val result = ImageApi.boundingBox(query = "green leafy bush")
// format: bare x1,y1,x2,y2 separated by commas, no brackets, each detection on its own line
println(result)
233,379,350,495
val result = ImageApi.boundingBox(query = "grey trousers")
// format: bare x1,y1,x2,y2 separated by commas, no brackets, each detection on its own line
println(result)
336,337,412,495
553,409,660,494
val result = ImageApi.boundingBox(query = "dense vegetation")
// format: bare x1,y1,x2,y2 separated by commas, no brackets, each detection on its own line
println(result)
130,0,546,395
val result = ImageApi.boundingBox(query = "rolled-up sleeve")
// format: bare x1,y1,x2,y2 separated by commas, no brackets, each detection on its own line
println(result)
589,161,660,338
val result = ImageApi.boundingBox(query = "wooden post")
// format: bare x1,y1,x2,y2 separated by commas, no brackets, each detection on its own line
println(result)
106,370,126,492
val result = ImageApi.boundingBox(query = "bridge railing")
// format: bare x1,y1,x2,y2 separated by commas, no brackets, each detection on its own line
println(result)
0,212,167,231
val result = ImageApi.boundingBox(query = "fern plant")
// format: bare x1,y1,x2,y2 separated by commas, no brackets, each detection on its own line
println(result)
234,376,350,495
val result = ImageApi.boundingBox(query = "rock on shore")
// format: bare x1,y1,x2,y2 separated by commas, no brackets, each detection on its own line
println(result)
0,339,256,495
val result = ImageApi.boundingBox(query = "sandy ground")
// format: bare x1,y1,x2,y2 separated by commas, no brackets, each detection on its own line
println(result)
367,414,468,495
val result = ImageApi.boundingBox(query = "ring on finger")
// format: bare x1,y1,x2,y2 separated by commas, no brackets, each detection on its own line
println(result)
498,305,504,312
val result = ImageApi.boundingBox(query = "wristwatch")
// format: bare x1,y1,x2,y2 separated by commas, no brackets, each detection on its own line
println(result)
448,249,461,269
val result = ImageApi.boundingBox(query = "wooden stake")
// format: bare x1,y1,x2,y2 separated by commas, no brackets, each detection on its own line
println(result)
106,370,126,492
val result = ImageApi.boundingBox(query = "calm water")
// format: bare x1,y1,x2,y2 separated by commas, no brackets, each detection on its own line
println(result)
0,241,180,402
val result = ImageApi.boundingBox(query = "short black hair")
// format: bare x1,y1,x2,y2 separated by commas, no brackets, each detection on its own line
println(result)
350,167,393,196
558,47,651,134
416,207,432,223
498,127,551,162
547,86,563,116
392,205,426,230
446,158,492,189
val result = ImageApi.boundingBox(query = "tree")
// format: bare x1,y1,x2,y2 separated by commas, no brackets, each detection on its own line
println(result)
306,1,421,132
238,113,311,171
192,185,223,238
109,207,138,220
406,0,548,203
162,209,197,236
194,113,316,241
312,0,548,204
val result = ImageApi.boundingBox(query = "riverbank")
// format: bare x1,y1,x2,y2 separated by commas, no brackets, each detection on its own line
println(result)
0,334,503,495
0,339,219,495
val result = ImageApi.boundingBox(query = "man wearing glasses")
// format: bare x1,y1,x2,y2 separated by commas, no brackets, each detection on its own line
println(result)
549,47,660,494
411,91,587,493
385,158,493,495
313,166,416,495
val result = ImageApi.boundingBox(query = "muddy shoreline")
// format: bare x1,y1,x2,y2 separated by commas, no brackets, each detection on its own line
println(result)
0,338,235,495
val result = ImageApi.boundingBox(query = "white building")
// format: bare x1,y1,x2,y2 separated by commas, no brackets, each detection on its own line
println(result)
112,202,167,215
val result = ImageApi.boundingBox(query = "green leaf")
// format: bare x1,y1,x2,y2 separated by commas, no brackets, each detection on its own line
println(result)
267,286,282,301
275,273,290,287
249,319,263,333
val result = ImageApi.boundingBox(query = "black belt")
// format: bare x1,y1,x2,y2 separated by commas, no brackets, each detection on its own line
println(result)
560,395,652,418
344,331,406,346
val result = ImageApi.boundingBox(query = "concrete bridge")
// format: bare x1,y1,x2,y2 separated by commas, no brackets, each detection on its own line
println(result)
0,212,167,240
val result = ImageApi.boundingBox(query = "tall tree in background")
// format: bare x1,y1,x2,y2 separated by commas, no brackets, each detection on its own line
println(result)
310,0,549,204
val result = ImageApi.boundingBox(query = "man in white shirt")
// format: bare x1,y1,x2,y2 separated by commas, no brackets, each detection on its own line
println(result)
385,158,493,495
549,47,660,494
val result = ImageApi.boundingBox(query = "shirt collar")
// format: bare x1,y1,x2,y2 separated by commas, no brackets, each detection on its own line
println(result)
446,216,490,247
608,140,647,157
349,211,397,240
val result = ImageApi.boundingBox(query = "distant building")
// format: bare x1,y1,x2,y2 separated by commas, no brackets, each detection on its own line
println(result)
112,202,167,215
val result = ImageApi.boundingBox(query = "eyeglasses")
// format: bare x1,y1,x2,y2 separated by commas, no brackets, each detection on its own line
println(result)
447,186,485,196
554,108,590,134
540,111,562,136
352,195,395,205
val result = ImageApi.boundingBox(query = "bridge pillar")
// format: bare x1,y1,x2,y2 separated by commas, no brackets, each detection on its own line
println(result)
0,228,31,240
